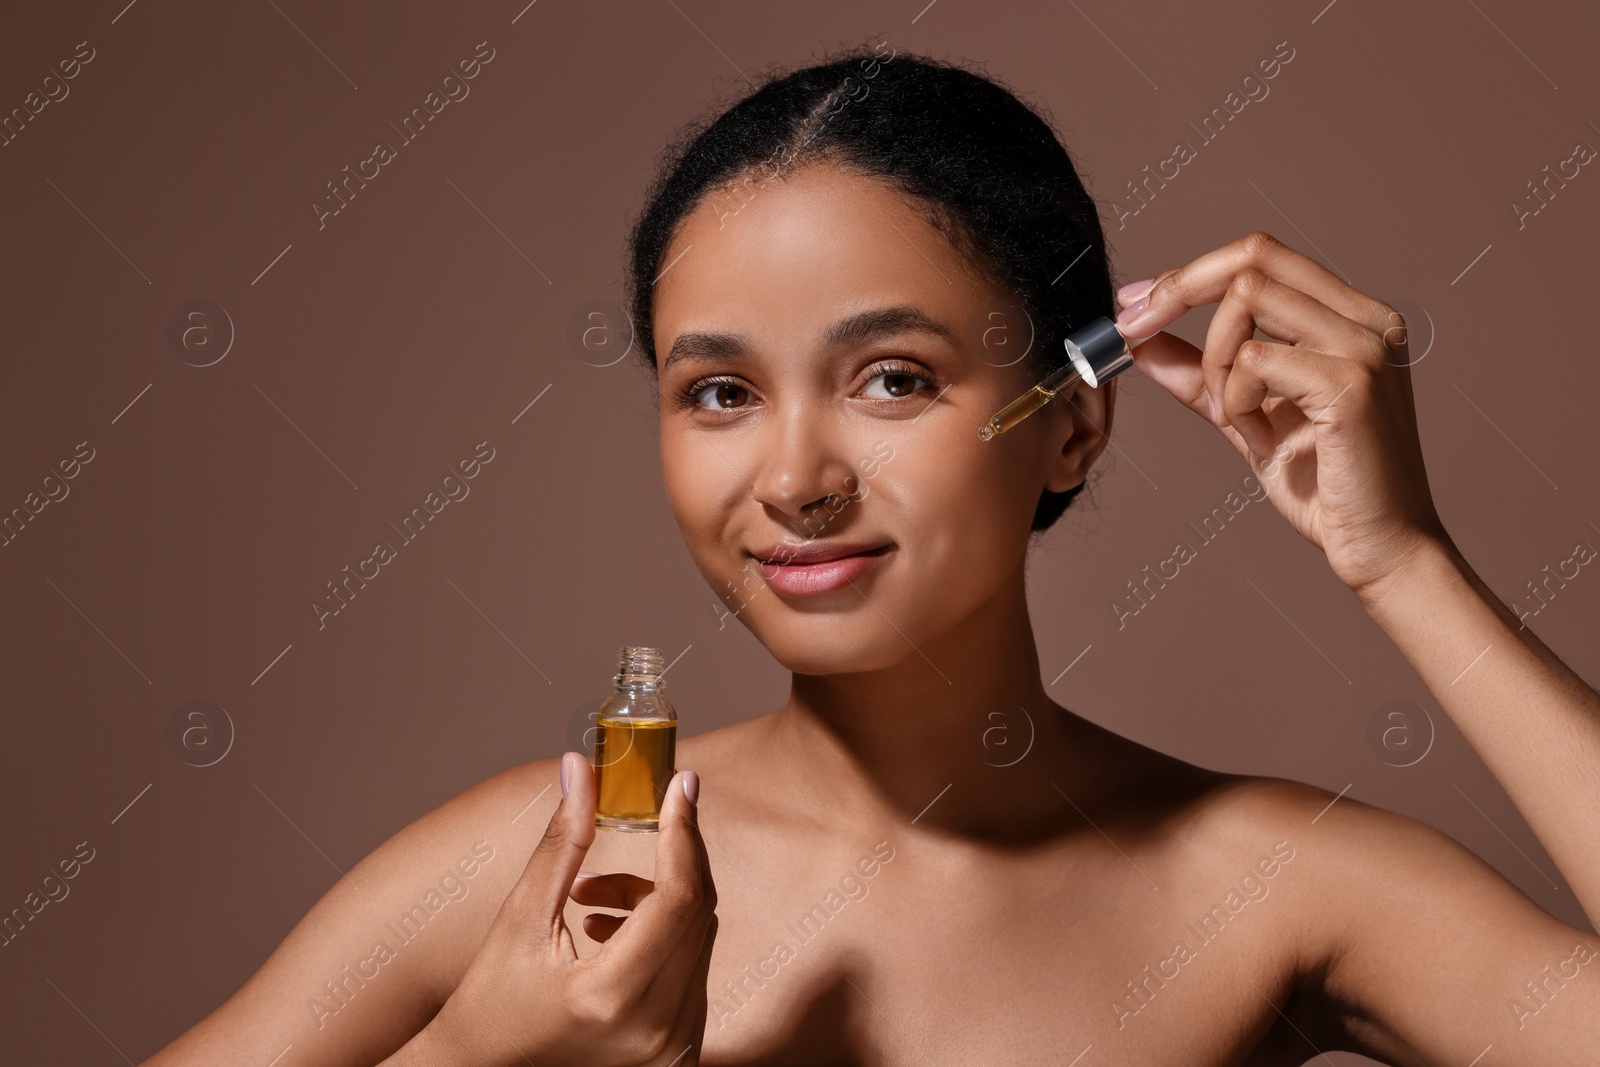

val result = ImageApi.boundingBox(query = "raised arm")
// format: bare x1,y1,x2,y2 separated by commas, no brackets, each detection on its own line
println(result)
1109,231,1600,1058
1113,229,1600,926
1355,536,1600,927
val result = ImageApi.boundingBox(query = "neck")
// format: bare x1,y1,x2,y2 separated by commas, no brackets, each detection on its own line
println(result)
771,559,1107,843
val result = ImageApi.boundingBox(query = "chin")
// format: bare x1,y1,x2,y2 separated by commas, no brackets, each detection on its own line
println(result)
750,613,917,676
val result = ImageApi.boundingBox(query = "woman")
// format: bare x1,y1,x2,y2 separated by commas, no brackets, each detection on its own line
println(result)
143,44,1600,1067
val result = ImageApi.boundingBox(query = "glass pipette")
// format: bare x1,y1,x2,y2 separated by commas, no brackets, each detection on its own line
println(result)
977,316,1143,442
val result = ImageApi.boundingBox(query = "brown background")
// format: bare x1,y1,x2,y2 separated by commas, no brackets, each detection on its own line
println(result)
2,1,1597,1063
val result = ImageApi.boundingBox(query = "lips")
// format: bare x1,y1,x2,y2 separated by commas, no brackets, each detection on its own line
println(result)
751,540,891,566
749,543,893,596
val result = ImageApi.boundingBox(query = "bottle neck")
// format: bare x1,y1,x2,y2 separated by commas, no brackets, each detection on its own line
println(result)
614,646,666,693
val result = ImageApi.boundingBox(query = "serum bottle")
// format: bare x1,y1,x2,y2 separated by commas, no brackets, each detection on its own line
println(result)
593,646,678,832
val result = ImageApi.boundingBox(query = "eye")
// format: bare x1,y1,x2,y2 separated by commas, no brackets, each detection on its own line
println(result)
668,360,938,415
673,375,749,412
860,361,936,401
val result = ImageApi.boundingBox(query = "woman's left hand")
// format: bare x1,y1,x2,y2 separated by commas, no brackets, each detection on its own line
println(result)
1111,230,1453,602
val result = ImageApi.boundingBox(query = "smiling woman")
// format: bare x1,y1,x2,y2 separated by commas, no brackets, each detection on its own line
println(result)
647,167,1103,678
142,39,1600,1067
631,42,1118,539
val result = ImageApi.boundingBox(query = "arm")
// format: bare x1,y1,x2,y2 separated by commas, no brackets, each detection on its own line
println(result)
137,758,563,1067
375,1024,448,1067
1356,534,1600,929
1111,229,1600,935
1108,231,1600,1060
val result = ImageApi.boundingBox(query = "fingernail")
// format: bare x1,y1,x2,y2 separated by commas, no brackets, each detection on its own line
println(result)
560,753,570,798
1205,391,1219,423
1117,277,1155,304
574,870,600,880
1115,293,1152,334
682,769,699,805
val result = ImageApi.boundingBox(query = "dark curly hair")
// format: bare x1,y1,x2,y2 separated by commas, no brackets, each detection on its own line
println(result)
623,40,1118,531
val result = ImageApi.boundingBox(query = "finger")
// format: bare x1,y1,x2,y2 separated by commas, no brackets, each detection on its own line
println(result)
1115,270,1175,309
1124,332,1213,423
582,911,628,943
571,871,658,947
1224,340,1365,458
639,892,715,1032
593,769,708,1003
504,752,597,945
1115,231,1395,345
1122,334,1268,467
570,871,656,911
1198,269,1382,426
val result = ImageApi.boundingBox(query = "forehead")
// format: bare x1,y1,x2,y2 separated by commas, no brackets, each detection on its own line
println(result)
652,165,1001,358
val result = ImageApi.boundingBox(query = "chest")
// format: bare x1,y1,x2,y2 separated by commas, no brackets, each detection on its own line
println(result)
674,834,1317,1066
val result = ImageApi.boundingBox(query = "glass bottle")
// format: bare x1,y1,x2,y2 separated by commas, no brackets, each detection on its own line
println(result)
593,646,678,832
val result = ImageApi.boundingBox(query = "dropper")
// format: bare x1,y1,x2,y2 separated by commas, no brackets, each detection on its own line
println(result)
977,316,1145,442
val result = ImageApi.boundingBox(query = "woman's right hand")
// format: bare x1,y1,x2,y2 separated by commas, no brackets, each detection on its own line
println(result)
413,752,718,1067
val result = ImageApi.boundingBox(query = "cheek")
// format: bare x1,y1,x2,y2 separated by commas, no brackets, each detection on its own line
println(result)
662,432,744,566
877,440,1036,573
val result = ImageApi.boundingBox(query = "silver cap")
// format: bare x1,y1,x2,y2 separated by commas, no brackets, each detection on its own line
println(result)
1063,316,1134,389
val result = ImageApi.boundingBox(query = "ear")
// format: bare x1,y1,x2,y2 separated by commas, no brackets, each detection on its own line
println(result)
1043,376,1116,494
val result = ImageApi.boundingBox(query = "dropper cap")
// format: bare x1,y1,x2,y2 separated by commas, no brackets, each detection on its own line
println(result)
1063,316,1135,388
976,316,1138,441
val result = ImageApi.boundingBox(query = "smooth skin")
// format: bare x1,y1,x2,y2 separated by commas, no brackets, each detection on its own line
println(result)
140,164,1600,1066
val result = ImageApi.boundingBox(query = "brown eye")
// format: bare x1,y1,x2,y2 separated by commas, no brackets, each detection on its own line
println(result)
676,378,749,410
672,374,752,412
861,365,934,401
883,373,917,397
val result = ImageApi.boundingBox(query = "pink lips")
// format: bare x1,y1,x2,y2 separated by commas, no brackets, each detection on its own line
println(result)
754,545,893,596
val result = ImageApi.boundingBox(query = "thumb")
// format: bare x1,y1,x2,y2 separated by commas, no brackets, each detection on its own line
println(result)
1126,331,1211,422
509,751,598,942
666,911,718,1065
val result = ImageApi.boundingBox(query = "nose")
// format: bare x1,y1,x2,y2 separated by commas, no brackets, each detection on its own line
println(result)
747,398,863,525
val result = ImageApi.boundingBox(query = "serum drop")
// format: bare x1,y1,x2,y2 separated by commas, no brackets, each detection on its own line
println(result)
593,646,678,832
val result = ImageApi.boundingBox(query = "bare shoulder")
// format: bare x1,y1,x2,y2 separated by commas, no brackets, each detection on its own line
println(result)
141,755,565,1066
140,717,772,1066
1163,771,1600,1061
1168,769,1556,920
1149,769,1488,944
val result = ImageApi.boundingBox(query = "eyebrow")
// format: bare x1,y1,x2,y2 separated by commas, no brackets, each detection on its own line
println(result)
660,305,957,373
